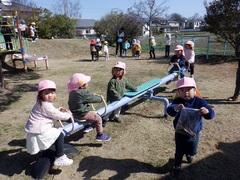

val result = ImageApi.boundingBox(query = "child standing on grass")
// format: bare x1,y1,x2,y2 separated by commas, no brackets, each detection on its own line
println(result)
25,80,73,167
165,33,171,58
122,39,130,56
167,77,215,177
135,40,141,57
67,73,111,141
90,39,96,62
103,41,110,61
104,62,138,124
149,36,156,59
184,41,195,78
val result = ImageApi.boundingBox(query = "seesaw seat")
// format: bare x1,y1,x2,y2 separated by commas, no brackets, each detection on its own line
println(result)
124,78,162,97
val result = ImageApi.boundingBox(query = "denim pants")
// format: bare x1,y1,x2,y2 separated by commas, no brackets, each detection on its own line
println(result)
174,132,199,167
169,66,186,78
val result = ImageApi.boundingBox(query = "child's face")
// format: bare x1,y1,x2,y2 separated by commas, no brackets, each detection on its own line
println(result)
184,44,191,50
113,67,124,77
41,89,56,102
175,50,183,56
177,87,196,100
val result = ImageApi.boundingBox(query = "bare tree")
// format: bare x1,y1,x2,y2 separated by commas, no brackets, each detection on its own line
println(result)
53,0,81,18
127,0,169,37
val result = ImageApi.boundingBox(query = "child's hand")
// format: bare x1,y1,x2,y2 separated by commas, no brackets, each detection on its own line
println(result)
199,107,209,115
175,104,184,111
59,107,67,112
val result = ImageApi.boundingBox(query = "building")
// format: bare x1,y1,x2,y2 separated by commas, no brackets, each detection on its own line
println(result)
75,18,97,36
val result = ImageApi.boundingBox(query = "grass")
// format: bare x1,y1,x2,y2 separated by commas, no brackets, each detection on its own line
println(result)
0,38,239,179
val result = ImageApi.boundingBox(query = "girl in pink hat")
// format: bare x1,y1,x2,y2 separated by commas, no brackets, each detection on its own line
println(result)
67,73,111,141
104,62,137,124
25,80,73,167
167,77,215,177
184,40,195,78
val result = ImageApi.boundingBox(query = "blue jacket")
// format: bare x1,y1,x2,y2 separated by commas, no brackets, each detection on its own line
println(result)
167,96,215,133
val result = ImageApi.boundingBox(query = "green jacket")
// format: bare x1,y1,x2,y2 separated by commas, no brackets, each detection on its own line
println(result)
68,89,102,119
107,76,137,102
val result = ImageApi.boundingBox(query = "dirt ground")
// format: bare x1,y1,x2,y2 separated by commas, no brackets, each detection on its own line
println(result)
0,39,239,180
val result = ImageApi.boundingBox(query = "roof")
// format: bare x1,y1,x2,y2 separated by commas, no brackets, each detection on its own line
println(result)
76,18,97,28
0,2,34,12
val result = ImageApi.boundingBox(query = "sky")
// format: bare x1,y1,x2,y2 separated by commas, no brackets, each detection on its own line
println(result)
30,0,211,20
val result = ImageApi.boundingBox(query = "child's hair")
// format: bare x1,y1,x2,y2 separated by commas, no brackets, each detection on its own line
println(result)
37,80,56,106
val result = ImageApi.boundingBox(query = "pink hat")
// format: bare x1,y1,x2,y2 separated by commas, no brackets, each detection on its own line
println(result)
91,39,95,45
185,40,194,48
67,73,91,93
177,77,196,89
113,61,126,70
174,45,184,51
38,80,56,92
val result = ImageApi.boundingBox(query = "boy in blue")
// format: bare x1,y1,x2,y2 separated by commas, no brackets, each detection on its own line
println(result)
167,77,215,177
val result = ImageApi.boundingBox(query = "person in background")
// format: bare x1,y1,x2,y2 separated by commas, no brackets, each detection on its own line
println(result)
25,80,73,167
135,40,141,58
19,19,28,38
90,39,96,62
1,21,13,50
95,38,102,61
184,40,195,78
29,22,36,42
103,40,110,61
122,39,130,56
165,33,171,58
67,73,111,141
131,38,137,57
149,36,156,59
167,77,215,177
115,27,125,57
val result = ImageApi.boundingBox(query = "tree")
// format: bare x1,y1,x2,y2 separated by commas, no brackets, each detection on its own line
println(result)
127,0,169,37
53,0,82,18
94,12,142,45
204,0,240,99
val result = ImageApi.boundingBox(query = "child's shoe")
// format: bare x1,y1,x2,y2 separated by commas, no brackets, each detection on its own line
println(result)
114,117,122,123
83,126,93,133
171,165,181,177
54,154,73,166
186,154,193,163
96,133,111,141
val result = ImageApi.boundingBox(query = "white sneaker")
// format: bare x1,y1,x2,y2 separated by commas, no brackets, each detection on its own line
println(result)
54,154,73,166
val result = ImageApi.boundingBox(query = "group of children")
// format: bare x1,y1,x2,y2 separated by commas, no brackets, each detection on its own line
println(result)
25,47,214,178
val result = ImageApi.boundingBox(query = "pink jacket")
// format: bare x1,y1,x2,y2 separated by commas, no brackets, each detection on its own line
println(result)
25,101,71,134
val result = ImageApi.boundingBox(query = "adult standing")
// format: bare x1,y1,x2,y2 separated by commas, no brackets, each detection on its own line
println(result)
165,33,171,58
115,27,125,57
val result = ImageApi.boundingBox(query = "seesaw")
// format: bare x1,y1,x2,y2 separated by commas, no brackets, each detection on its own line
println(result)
30,72,178,179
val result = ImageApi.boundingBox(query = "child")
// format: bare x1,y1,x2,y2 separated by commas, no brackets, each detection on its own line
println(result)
122,39,130,56
184,40,195,78
95,38,102,61
135,40,141,57
149,36,156,59
131,39,137,57
103,41,110,61
165,33,171,58
25,80,73,167
168,45,187,78
167,77,215,177
29,22,36,42
104,62,138,123
1,21,13,50
90,39,96,62
19,19,28,38
67,73,111,141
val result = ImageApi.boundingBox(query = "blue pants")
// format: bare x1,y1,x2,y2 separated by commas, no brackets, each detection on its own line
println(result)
174,132,199,166
169,66,186,78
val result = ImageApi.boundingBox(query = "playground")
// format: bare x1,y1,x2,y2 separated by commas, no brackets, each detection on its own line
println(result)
0,39,239,179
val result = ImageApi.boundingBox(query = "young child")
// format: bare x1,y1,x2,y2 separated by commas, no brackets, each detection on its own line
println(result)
122,39,130,56
168,45,187,78
149,36,156,59
135,40,141,57
104,62,138,123
1,21,13,50
90,39,96,62
67,73,111,141
95,38,102,61
167,77,215,177
103,41,110,61
131,39,137,57
184,40,195,78
25,80,73,167
165,33,171,58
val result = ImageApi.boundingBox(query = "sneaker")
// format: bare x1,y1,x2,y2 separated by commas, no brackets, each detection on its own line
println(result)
114,117,122,123
172,165,181,177
83,126,93,133
54,154,73,166
96,133,111,141
186,154,193,163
